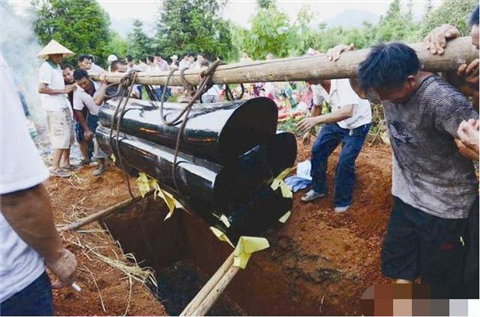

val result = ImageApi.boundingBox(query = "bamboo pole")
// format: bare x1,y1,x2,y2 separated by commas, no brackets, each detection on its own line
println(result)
191,263,240,316
59,192,152,231
180,253,235,316
93,37,477,86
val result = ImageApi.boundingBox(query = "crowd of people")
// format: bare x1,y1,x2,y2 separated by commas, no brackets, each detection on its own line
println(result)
0,4,479,316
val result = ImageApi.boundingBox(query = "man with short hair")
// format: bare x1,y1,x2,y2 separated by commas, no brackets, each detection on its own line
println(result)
111,60,128,73
1,51,77,316
72,69,109,176
37,40,76,177
297,75,372,212
357,42,478,285
62,64,91,165
179,54,190,70
154,53,169,71
87,54,105,75
77,54,92,71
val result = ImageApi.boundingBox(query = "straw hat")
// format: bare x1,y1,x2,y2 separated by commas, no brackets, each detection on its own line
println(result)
170,55,178,60
37,39,74,59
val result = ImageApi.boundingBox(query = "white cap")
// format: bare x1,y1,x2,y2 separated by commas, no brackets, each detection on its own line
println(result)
107,54,118,63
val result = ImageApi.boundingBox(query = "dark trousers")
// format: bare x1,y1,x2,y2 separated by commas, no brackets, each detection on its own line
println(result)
86,113,99,159
382,197,474,286
311,123,370,207
0,272,53,316
464,198,479,292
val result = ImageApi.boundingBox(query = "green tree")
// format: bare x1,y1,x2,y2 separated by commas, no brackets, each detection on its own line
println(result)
257,0,275,10
419,0,477,38
233,4,294,59
108,32,128,58
373,0,420,43
31,0,112,66
127,19,153,59
289,4,319,55
155,0,236,61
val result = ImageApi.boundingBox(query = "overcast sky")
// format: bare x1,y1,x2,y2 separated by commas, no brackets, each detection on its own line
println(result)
10,0,444,29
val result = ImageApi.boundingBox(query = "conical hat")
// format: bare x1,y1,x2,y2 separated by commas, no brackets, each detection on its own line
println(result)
37,39,74,59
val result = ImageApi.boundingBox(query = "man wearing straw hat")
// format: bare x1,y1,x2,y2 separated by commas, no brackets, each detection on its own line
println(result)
37,39,77,178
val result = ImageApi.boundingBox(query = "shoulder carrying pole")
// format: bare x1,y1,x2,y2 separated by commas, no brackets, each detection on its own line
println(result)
93,37,477,86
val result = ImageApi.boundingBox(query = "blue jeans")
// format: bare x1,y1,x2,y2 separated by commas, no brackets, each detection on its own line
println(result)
311,123,370,207
0,271,53,316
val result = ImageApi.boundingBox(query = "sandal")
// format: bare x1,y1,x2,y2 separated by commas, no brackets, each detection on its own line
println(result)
50,168,71,178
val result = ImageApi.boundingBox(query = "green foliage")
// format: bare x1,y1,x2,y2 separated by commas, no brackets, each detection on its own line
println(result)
31,0,112,66
373,0,419,43
154,0,237,61
127,19,153,59
233,5,294,59
419,0,477,38
257,0,275,10
108,32,128,58
233,0,476,59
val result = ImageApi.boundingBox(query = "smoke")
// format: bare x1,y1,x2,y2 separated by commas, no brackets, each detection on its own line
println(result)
0,1,44,122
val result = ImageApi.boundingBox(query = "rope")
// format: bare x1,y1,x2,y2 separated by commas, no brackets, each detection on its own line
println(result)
225,83,245,101
157,60,226,192
107,70,161,282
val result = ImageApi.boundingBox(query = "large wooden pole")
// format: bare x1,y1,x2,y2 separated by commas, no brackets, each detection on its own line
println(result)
96,37,477,86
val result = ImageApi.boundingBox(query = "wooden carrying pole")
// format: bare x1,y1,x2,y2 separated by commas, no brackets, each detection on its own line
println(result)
59,192,152,232
95,37,477,86
180,253,236,316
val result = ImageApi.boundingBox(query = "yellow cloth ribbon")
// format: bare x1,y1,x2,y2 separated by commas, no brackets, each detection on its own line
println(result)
219,215,231,228
110,154,116,163
135,173,151,197
136,173,183,220
210,227,234,247
278,211,291,223
233,236,270,269
270,167,296,198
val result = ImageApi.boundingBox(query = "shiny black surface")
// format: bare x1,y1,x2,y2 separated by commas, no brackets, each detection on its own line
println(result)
98,97,278,165
96,103,297,244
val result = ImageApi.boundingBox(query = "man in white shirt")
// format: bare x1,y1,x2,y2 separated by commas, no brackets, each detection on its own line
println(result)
154,53,169,72
72,69,109,176
1,52,77,315
37,40,77,178
87,55,106,75
298,78,372,212
179,54,190,70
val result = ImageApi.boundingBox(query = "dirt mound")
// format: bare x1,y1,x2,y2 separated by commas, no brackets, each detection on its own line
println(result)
46,166,166,316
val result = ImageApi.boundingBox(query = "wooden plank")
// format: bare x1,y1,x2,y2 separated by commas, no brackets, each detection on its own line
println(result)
93,37,477,86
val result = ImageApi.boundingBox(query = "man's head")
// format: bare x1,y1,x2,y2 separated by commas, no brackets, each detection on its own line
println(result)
73,69,91,90
358,43,421,103
61,64,74,84
188,54,195,62
77,54,92,70
111,60,127,72
154,52,163,61
470,5,479,49
48,54,64,65
196,54,205,62
147,56,154,65
126,55,134,66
